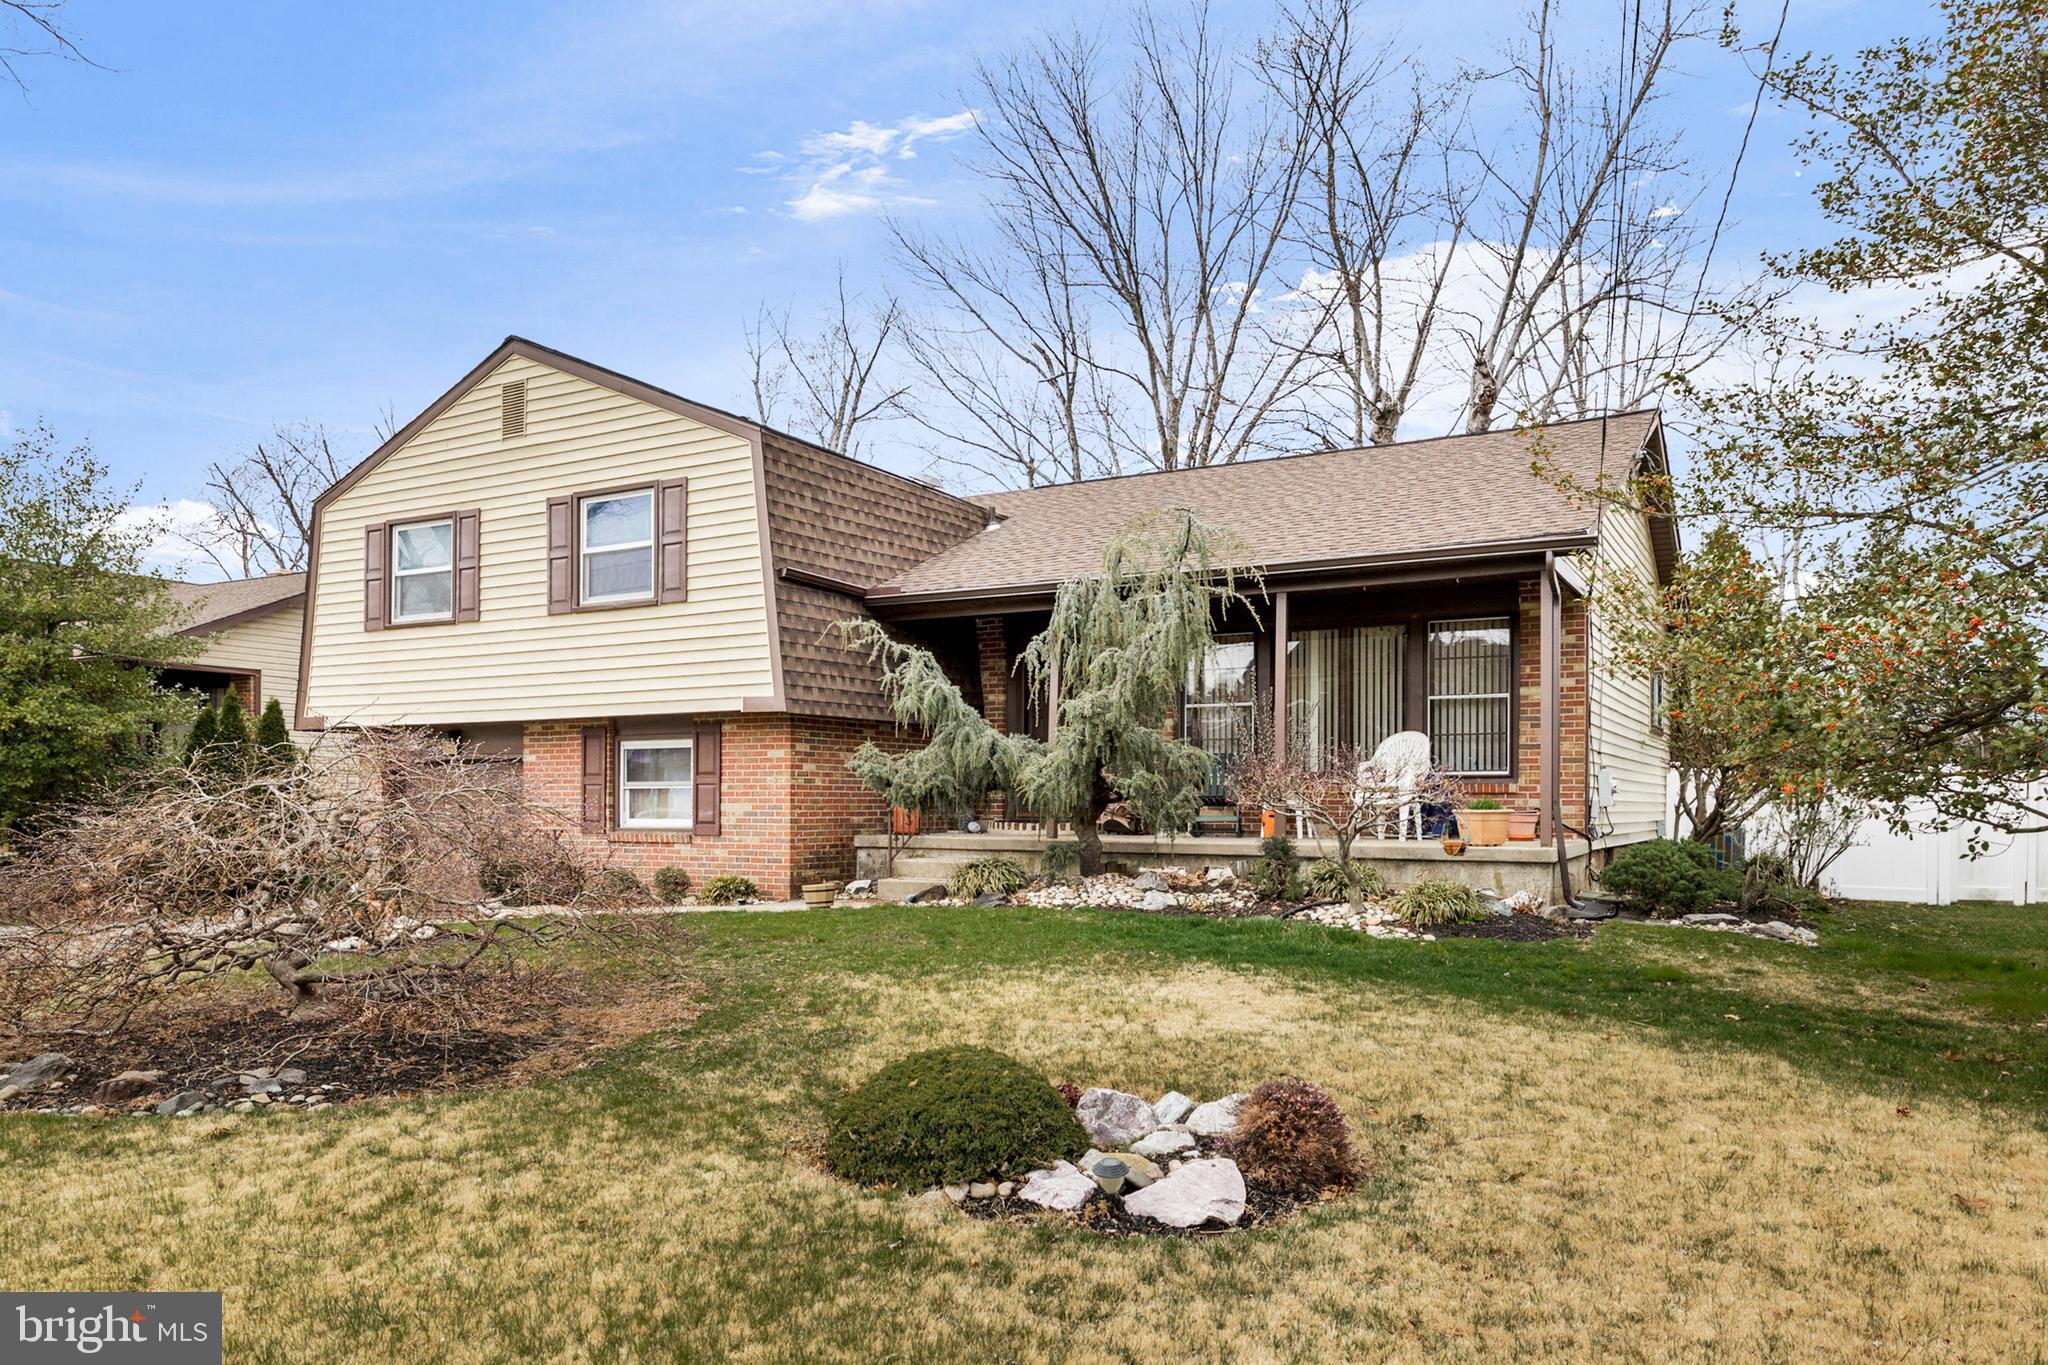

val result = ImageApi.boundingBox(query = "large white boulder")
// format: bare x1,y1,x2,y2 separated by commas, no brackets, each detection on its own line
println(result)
1152,1090,1195,1126
1017,1160,1097,1211
1132,1127,1196,1159
1186,1092,1249,1138
1121,1157,1246,1227
1077,1088,1157,1146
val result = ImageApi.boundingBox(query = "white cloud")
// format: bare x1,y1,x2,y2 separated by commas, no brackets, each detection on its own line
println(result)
1649,204,1682,220
780,109,975,222
117,499,233,581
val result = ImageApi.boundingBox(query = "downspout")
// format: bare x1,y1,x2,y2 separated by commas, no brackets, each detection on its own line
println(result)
1546,549,1583,909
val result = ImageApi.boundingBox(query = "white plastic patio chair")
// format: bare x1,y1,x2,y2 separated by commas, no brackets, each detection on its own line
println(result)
1357,730,1432,840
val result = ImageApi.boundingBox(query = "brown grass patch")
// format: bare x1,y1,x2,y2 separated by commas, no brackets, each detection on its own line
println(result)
1,960,2042,1361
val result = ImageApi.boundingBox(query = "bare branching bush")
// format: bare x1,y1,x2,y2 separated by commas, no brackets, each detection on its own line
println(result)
1232,725,1463,910
0,731,635,1036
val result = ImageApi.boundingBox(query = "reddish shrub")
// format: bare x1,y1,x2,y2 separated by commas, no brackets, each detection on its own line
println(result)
1055,1082,1082,1109
1222,1077,1358,1196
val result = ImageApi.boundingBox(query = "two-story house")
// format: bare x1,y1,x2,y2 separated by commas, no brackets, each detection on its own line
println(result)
298,337,1674,899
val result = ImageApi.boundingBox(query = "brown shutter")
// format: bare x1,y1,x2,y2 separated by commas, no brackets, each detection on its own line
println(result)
693,722,721,836
547,496,574,614
454,508,482,622
657,478,689,603
363,525,388,631
580,725,609,833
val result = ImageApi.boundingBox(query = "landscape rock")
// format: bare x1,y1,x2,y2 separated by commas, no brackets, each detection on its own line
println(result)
942,1184,969,1202
1017,1161,1096,1211
967,1181,997,1199
1186,1093,1248,1138
1202,866,1235,884
1132,1128,1196,1159
1077,1088,1158,1146
970,892,1009,907
1567,899,1619,921
1137,890,1178,912
905,885,949,905
3,1053,72,1089
1152,1090,1195,1126
844,878,877,898
1121,1158,1246,1228
156,1089,207,1117
997,1182,1015,1198
0,1084,20,1103
1677,912,1744,926
92,1070,165,1104
1132,872,1170,892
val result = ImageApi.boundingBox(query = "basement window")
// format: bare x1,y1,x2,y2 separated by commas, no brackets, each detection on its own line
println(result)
618,737,693,829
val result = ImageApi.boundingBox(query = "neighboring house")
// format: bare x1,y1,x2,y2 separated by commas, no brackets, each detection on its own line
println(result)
298,337,1675,898
160,571,308,729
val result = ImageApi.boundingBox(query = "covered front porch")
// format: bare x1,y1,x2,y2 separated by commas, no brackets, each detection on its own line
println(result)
875,546,1590,851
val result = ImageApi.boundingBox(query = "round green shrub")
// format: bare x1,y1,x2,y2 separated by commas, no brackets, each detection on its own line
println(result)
1390,877,1484,926
653,866,693,903
947,855,1029,899
698,874,759,905
1599,838,1722,917
1041,841,1080,878
826,1046,1088,1188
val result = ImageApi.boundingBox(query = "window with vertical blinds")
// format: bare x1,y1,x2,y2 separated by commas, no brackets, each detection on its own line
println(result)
1285,626,1405,768
1427,616,1513,774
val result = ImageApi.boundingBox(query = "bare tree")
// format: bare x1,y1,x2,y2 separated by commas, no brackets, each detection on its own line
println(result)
180,422,352,579
1264,0,1473,446
904,5,1326,484
0,730,649,1034
0,0,97,97
1450,0,1723,433
747,268,910,456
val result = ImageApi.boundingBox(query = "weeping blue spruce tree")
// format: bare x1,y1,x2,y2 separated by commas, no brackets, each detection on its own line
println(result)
837,511,1260,876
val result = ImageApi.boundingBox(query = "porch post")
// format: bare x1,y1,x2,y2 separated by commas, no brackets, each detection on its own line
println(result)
1041,655,1062,839
1538,553,1560,847
1271,590,1290,766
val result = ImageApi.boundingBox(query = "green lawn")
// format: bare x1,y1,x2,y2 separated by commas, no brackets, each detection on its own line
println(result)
3,899,2043,1361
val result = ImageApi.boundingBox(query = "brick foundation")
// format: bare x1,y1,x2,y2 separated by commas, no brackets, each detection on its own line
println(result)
523,712,901,899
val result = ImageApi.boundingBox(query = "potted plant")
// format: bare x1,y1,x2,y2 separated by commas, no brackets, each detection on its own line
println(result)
1458,796,1510,847
1508,808,1539,841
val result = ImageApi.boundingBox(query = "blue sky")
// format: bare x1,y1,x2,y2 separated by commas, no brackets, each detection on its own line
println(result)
3,0,1929,574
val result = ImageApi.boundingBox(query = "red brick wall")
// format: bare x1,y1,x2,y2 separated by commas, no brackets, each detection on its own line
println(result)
523,713,899,899
1503,579,1590,821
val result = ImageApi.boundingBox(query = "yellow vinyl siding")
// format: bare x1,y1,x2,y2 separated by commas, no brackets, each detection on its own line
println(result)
193,604,309,736
303,355,776,726
1586,503,1670,842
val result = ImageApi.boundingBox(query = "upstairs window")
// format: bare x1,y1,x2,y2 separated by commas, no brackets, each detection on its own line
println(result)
579,489,655,605
1427,616,1512,775
390,517,455,623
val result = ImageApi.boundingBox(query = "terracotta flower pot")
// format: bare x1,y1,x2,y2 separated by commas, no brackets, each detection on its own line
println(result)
1459,807,1511,847
802,881,838,909
1440,836,1468,857
1507,809,1539,842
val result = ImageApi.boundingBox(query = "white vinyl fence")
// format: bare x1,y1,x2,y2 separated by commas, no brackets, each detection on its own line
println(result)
1819,805,2048,905
1667,773,2048,905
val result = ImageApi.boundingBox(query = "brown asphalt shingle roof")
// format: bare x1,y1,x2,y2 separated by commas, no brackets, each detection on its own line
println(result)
165,572,307,633
869,411,1662,600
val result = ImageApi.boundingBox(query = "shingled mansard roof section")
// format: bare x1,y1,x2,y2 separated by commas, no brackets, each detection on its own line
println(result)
164,571,307,634
868,410,1669,604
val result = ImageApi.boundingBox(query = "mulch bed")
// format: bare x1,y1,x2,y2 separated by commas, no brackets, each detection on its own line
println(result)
0,974,698,1116
1422,914,1592,942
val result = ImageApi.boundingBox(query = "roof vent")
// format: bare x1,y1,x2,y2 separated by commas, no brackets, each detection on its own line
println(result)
500,380,527,439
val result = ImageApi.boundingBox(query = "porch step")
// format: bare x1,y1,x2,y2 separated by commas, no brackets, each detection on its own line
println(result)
881,853,985,879
876,876,946,903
